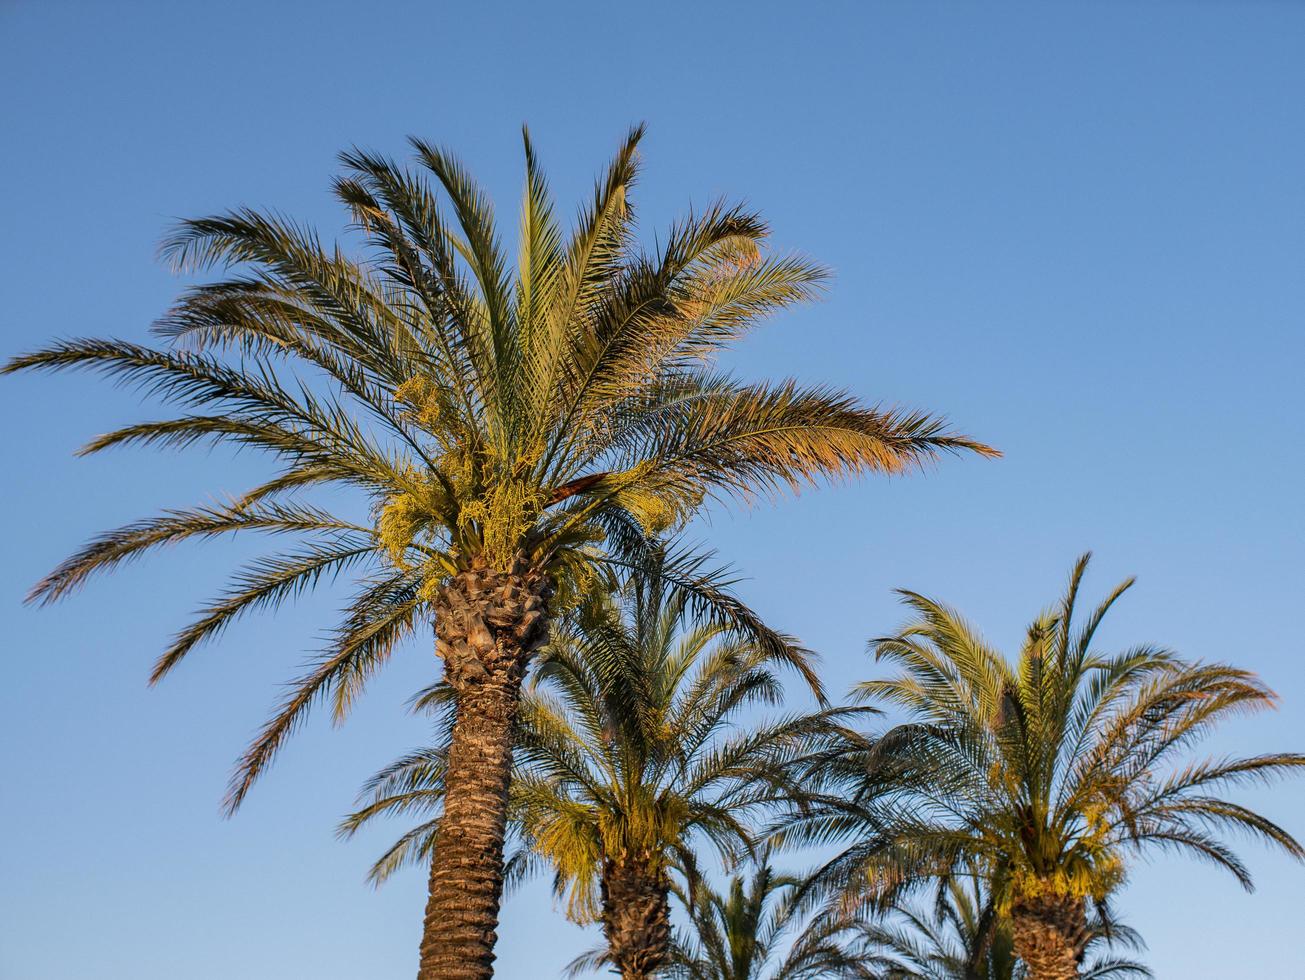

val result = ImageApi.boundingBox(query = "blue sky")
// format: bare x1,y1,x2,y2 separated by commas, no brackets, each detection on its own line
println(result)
2,1,1302,977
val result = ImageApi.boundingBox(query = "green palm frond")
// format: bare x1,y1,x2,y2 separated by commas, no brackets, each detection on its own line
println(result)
225,573,422,814
668,856,880,980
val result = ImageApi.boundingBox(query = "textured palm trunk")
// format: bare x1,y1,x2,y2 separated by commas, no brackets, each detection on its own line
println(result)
600,858,672,980
416,557,550,980
1009,892,1089,980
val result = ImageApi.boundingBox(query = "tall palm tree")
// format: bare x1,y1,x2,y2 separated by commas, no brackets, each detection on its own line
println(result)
789,554,1304,980
345,565,861,979
4,129,994,978
666,859,879,980
857,874,1150,980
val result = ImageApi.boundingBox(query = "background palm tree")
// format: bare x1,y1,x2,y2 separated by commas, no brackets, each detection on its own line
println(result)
664,858,879,980
346,563,860,979
4,128,993,979
856,873,1150,980
788,554,1304,980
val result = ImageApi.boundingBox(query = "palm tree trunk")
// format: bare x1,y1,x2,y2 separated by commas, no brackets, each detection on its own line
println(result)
417,558,550,980
601,858,672,980
963,902,999,980
1009,892,1089,980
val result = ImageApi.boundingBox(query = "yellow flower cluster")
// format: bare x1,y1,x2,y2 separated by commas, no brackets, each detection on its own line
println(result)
457,476,546,569
394,376,444,431
378,493,424,568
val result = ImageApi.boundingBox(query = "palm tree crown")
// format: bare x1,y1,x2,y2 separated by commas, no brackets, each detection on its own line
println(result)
793,554,1304,978
669,859,879,980
4,124,989,807
857,874,1151,980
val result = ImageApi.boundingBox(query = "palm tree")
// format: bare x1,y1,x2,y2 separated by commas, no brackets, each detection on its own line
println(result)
345,564,860,979
3,129,994,978
791,554,1304,980
666,859,878,980
857,874,1150,980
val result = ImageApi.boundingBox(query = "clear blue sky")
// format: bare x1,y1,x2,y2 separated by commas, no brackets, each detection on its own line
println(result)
2,2,1302,977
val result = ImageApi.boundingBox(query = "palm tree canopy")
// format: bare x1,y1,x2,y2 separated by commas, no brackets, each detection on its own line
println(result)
3,127,993,812
512,570,862,924
791,554,1305,916
856,874,1151,980
668,859,879,980
343,562,864,919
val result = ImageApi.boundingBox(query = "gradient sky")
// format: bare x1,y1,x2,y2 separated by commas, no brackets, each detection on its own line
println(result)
2,2,1303,978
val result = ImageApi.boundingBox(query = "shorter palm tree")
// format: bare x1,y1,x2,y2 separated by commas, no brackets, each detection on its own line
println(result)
345,563,857,980
666,858,879,980
857,874,1150,980
790,554,1305,980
